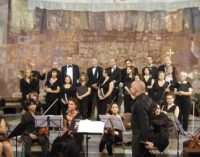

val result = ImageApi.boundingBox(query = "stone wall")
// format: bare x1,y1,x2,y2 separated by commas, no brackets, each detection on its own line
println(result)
0,0,199,97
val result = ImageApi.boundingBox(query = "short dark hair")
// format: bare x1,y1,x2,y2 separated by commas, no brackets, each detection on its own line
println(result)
124,59,132,63
104,68,111,77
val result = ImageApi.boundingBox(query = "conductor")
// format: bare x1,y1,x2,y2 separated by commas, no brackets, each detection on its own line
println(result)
130,80,152,157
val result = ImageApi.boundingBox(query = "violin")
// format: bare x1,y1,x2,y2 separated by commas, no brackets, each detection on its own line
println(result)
39,128,49,137
107,128,114,136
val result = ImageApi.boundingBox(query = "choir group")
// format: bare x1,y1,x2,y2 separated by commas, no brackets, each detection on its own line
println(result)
0,55,193,157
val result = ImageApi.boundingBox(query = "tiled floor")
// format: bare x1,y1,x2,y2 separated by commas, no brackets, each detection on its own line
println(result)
4,113,200,157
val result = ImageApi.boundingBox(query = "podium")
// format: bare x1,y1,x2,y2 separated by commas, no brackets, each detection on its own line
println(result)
77,119,104,157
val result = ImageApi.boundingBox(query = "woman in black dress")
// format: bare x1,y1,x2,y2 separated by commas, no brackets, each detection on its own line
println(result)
162,93,179,118
76,72,91,119
123,66,134,113
51,98,83,157
142,67,154,98
97,69,114,119
174,72,193,131
45,68,60,115
20,69,37,109
165,65,178,91
152,71,169,106
60,75,76,117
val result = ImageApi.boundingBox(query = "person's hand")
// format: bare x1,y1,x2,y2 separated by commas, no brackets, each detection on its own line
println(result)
29,133,37,140
179,91,184,95
66,115,72,121
42,69,47,74
145,141,154,150
92,83,98,89
77,95,83,100
162,110,167,115
114,131,119,135
130,94,135,100
99,96,104,100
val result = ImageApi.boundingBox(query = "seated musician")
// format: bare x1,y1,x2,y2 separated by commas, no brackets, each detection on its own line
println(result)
0,116,13,157
145,105,169,156
162,93,179,118
28,91,44,115
21,99,48,157
98,103,123,157
51,98,83,157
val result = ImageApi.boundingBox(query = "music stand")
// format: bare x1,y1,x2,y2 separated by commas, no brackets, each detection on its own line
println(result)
174,116,188,157
8,122,29,157
35,115,63,149
99,114,126,131
35,115,63,129
78,119,104,157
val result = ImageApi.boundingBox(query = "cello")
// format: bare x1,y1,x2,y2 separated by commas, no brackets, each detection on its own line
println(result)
188,128,200,149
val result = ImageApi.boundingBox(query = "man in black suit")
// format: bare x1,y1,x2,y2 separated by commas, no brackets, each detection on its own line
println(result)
106,58,122,102
47,61,61,82
87,58,103,118
29,62,46,94
142,56,158,80
121,59,138,83
130,80,152,157
61,56,80,87
158,56,177,77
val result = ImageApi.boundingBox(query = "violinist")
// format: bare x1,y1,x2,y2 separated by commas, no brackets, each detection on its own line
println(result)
0,116,13,157
51,98,83,157
98,103,123,157
21,99,48,157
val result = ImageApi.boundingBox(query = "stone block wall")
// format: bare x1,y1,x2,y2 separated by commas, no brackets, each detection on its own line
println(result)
0,0,199,97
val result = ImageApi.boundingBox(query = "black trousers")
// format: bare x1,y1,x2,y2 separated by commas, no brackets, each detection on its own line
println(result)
99,134,121,156
132,132,154,157
97,97,112,120
23,135,48,157
177,99,191,131
79,97,89,119
87,88,98,118
124,93,133,113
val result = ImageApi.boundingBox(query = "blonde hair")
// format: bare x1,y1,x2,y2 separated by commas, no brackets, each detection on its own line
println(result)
179,71,188,77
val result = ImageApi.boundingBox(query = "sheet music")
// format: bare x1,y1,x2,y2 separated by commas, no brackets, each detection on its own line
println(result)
100,88,105,97
99,115,126,131
99,115,112,128
110,116,126,131
65,93,68,101
35,115,63,128
78,119,104,134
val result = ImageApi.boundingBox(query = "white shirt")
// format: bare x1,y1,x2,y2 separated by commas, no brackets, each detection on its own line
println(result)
66,65,73,82
92,67,96,75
